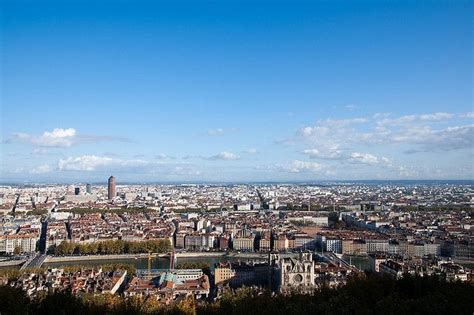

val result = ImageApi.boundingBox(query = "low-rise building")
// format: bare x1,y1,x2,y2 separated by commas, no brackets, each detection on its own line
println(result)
233,235,255,251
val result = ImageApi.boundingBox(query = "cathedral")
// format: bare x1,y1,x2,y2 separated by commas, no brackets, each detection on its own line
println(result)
269,251,316,293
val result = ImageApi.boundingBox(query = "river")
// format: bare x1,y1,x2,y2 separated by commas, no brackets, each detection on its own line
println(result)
342,255,368,270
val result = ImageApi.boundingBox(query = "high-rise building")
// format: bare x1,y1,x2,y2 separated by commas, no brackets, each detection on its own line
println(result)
108,176,116,200
74,187,80,195
86,183,92,194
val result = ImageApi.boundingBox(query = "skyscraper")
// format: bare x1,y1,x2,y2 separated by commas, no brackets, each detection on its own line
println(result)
74,187,80,195
108,176,116,200
86,183,92,194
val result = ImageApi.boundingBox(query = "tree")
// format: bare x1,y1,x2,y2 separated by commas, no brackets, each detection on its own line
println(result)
52,239,171,256
173,297,197,315
13,245,22,255
0,286,30,315
0,274,473,314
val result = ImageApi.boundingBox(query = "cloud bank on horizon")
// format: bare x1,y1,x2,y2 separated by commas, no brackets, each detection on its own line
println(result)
1,1,472,182
3,110,473,182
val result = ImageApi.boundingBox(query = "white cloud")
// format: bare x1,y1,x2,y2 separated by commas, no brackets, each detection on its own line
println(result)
53,155,205,178
460,112,474,119
32,148,48,155
349,152,379,165
323,117,367,127
12,167,26,174
34,128,76,147
302,147,393,168
419,112,454,121
420,125,474,151
206,151,240,161
44,128,76,138
30,164,51,174
169,166,202,176
285,160,323,173
58,155,148,171
381,157,393,166
244,148,258,154
6,128,130,148
300,118,366,137
155,154,175,160
207,128,225,136
179,152,241,161
295,112,471,155
299,127,313,137
302,148,320,157
373,112,391,119
255,160,326,174
384,124,474,152
9,128,76,147
58,155,112,171
377,112,454,127
302,147,343,160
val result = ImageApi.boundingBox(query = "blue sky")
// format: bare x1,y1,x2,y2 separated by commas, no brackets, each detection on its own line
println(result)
1,0,473,182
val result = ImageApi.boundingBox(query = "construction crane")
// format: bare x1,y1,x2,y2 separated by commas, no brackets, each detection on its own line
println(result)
147,251,153,278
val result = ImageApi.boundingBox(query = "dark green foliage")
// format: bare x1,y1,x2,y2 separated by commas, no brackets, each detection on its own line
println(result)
58,208,154,215
30,290,89,315
0,275,472,315
290,220,317,227
0,286,30,315
203,274,474,315
26,209,48,216
53,239,172,256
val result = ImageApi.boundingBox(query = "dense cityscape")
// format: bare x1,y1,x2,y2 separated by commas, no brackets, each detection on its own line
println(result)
0,178,472,311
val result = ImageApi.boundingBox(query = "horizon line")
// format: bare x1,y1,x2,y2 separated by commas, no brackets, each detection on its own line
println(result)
1,179,473,186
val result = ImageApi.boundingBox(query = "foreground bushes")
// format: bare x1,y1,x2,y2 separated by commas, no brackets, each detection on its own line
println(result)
0,274,472,315
205,274,474,315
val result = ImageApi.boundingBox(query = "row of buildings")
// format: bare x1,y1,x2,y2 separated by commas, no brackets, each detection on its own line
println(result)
3,267,210,303
174,231,315,252
125,269,209,301
4,267,127,296
0,216,41,254
367,254,469,282
45,211,174,252
316,233,441,257
214,252,358,293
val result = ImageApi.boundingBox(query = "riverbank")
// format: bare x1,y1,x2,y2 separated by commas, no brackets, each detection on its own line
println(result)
43,251,270,264
177,252,269,259
0,259,25,267
44,253,167,263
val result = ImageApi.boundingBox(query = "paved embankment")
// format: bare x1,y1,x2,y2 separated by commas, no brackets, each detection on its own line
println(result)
176,252,228,258
0,259,26,267
43,251,297,264
177,252,297,259
44,253,168,263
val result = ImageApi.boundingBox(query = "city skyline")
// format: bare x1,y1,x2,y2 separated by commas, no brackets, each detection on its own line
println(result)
1,1,473,182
